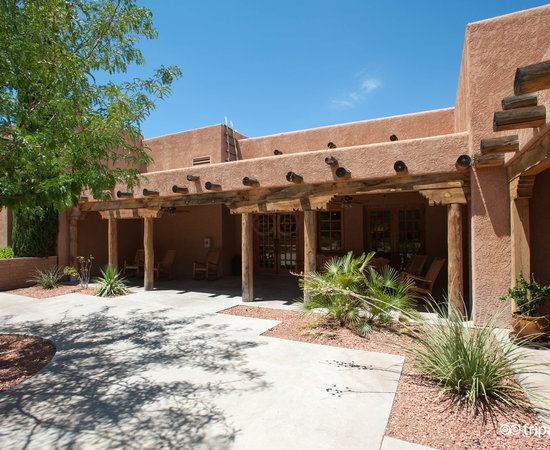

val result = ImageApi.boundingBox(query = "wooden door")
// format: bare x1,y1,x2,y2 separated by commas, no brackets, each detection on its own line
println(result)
255,213,298,274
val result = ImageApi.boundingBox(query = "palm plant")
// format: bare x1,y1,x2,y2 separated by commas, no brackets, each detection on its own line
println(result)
299,251,416,335
94,265,129,297
28,266,63,289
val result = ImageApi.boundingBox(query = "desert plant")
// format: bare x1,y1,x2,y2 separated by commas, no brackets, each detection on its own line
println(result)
29,266,63,290
402,302,546,412
299,251,416,335
0,246,14,259
500,272,550,317
94,265,129,297
76,255,94,289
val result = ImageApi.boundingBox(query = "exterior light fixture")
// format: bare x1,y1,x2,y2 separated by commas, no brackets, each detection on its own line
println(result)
274,149,283,155
187,175,199,181
335,167,350,178
394,160,407,173
142,188,159,196
242,177,259,186
172,185,189,194
327,142,337,149
341,196,353,209
286,171,303,183
166,207,177,217
325,156,338,165
205,181,221,190
390,135,399,141
456,154,472,168
116,191,133,198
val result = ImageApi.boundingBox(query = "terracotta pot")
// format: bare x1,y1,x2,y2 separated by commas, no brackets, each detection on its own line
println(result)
511,312,550,341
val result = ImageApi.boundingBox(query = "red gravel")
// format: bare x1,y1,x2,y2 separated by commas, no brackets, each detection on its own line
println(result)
221,305,549,450
0,334,56,392
5,284,96,299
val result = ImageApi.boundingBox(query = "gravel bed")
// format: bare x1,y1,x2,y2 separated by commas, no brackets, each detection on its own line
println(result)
4,284,96,298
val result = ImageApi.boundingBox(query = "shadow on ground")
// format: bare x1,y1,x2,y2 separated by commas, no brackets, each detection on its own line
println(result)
0,307,268,449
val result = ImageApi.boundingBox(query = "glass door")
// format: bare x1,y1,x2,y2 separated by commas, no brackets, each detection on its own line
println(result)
255,213,298,274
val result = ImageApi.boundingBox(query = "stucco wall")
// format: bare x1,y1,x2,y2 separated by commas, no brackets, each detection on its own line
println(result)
77,212,108,277
461,5,550,323
0,256,57,291
238,108,455,159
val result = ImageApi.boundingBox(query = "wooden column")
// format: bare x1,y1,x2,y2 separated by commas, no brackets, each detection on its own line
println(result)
447,203,464,316
510,176,534,285
108,218,118,269
241,213,254,302
143,217,154,291
69,218,78,266
304,210,317,275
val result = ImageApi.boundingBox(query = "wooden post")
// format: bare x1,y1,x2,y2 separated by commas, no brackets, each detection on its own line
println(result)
144,217,154,291
108,218,118,269
511,197,530,283
304,209,317,301
69,218,78,266
447,203,464,316
241,213,254,302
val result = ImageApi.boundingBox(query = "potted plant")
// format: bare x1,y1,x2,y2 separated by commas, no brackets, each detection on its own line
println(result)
500,272,550,341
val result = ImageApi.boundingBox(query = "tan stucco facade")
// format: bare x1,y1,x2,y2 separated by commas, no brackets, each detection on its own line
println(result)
44,5,550,323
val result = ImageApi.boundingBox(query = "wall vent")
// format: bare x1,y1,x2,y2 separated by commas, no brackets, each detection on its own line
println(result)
192,155,211,166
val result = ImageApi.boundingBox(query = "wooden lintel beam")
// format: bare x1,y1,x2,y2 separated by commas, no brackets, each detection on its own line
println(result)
507,132,550,181
510,175,535,200
99,208,163,219
501,93,538,110
493,105,546,132
480,135,519,155
474,154,505,168
418,187,468,206
514,60,550,96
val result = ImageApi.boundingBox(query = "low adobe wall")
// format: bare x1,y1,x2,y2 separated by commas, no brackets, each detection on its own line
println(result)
0,256,58,291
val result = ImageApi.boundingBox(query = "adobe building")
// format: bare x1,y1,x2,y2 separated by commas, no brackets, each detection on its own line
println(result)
4,5,550,323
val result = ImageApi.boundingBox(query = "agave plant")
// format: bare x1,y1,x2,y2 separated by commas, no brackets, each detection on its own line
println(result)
94,265,129,297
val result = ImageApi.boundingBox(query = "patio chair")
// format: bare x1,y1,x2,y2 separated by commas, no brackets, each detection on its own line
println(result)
403,257,446,297
368,257,390,272
123,249,145,277
401,254,428,278
193,249,221,280
153,250,177,280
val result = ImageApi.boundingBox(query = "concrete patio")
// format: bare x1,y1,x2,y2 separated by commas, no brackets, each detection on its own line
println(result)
0,284,431,449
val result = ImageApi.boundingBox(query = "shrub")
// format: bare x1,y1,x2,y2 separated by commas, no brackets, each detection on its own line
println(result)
94,266,129,297
299,251,417,335
12,206,58,257
29,266,63,290
500,272,550,317
0,246,14,259
402,303,545,412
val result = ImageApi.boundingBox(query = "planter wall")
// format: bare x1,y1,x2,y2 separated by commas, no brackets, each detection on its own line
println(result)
0,256,58,291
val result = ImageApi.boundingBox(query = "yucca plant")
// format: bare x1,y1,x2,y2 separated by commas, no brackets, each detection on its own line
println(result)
402,302,547,412
94,265,129,297
28,266,64,289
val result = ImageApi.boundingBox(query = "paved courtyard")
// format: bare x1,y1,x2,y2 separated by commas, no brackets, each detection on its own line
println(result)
0,283,427,449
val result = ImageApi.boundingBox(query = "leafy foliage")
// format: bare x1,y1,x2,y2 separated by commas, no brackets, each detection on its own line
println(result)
500,272,550,317
94,265,128,297
0,246,14,259
299,251,416,335
29,265,63,289
12,206,58,257
402,303,545,412
0,0,181,209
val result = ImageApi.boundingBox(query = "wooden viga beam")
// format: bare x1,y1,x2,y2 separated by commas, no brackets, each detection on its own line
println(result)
480,135,519,155
493,105,546,132
501,93,537,110
514,60,550,96
474,154,505,168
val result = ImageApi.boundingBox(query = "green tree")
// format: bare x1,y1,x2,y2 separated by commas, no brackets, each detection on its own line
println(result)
0,0,181,210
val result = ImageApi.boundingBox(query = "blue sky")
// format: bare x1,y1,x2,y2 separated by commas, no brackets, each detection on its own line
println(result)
130,1,548,139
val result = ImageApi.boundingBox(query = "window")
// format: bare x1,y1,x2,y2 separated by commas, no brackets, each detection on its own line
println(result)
318,210,342,252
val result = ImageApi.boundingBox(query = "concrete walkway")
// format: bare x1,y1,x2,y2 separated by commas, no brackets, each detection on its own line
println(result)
0,285,424,449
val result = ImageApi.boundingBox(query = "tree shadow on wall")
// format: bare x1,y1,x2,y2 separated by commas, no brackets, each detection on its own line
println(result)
0,308,269,449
